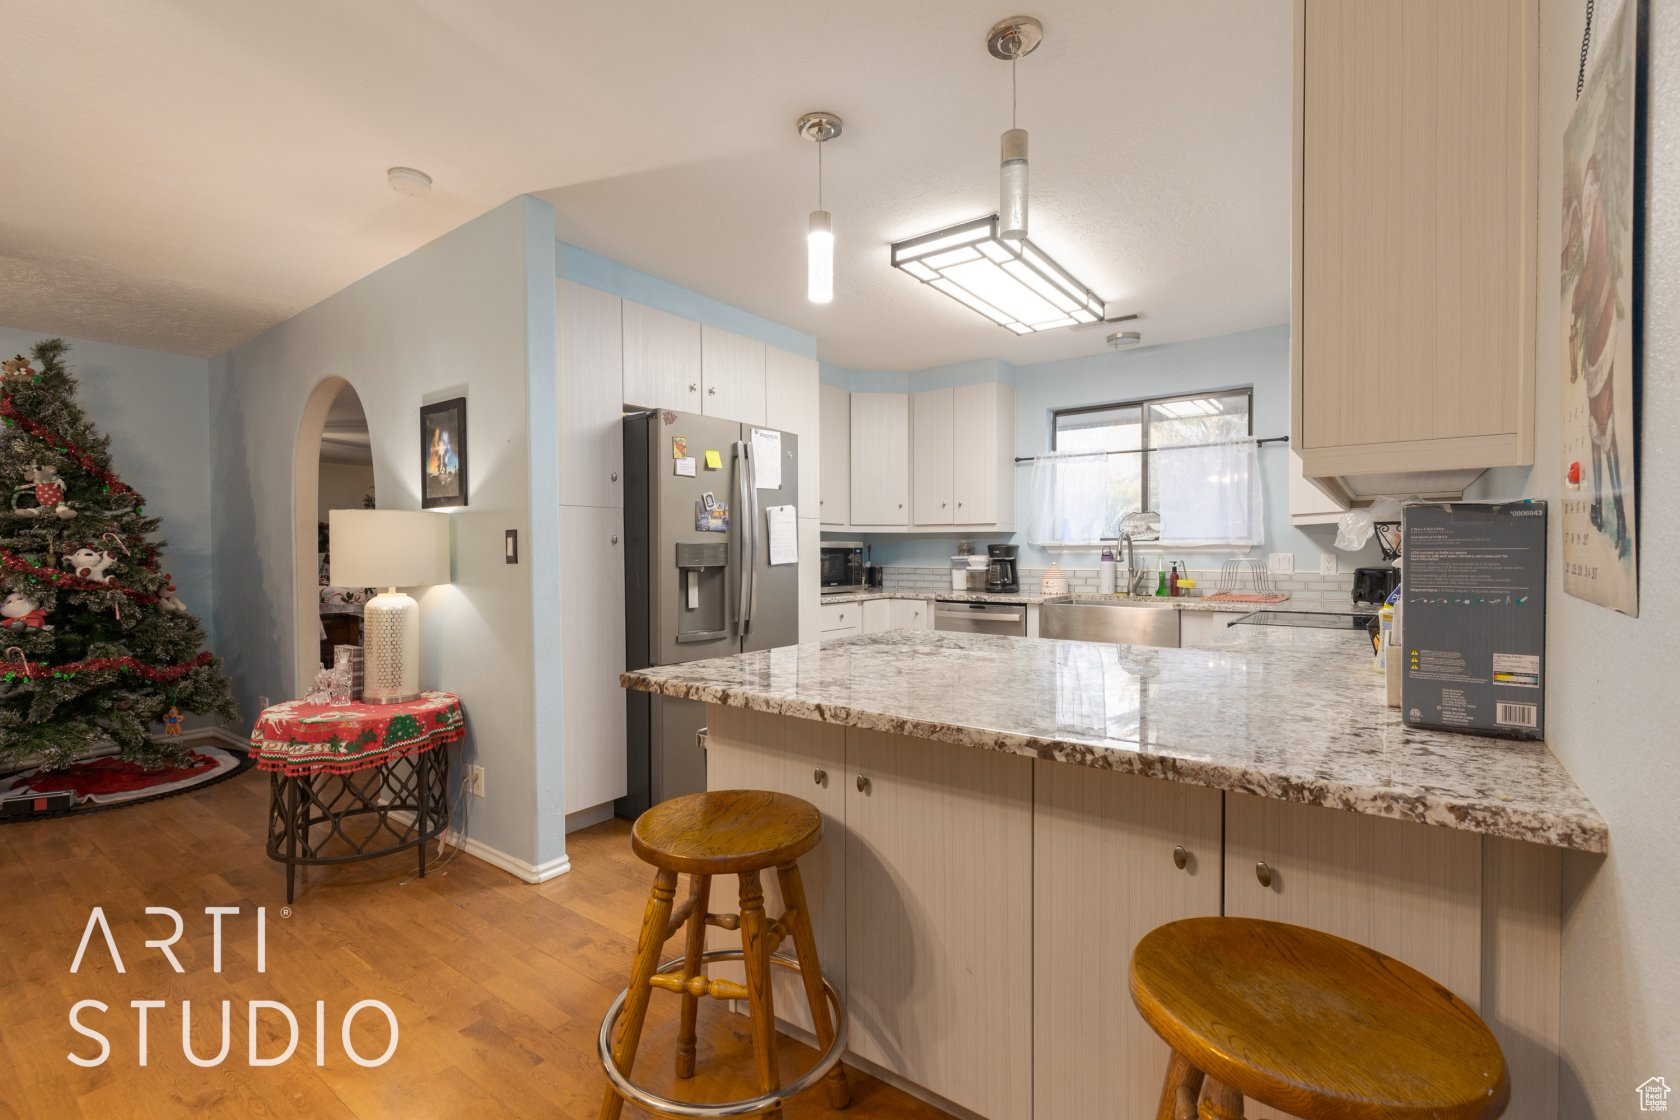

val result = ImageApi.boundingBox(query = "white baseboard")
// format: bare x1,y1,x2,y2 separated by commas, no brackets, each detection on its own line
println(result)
174,726,252,751
386,806,573,885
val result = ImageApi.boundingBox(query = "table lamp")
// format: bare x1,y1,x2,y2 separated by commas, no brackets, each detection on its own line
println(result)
328,509,451,704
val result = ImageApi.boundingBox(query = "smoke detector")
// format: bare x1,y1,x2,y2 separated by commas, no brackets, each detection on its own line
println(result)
1107,331,1142,349
387,167,433,196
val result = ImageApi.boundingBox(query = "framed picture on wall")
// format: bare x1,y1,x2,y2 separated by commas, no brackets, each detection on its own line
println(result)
420,397,468,509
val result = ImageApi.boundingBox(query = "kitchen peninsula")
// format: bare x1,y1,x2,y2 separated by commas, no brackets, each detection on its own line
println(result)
622,628,1603,1120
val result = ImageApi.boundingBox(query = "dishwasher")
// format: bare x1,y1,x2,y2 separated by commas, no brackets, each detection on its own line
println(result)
933,600,1028,637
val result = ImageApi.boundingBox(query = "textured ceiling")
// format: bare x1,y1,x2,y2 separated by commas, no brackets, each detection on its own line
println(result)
1,2,1291,368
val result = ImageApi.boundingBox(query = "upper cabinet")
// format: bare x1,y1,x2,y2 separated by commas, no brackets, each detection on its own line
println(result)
622,300,701,412
764,346,819,500
911,383,1015,530
819,382,850,527
556,280,625,508
1291,0,1536,502
911,388,956,525
849,392,910,527
701,324,766,426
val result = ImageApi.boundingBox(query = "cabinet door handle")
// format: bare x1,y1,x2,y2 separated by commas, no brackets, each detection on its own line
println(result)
897,503,903,509
957,501,963,507
610,535,619,545
689,382,698,392
1255,861,1274,888
611,472,619,482
941,501,947,508
1173,845,1188,871
856,775,871,794
708,386,717,396
813,768,827,787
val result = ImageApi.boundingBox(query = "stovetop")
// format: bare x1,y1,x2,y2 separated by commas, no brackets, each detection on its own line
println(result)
1232,609,1376,630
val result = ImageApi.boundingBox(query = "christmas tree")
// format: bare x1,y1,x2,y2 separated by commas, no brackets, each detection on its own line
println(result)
0,339,236,771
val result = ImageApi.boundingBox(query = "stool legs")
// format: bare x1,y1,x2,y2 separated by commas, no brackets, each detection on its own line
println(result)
598,867,679,1120
776,862,852,1110
1157,1049,1206,1120
674,873,712,1080
1198,1079,1244,1120
738,870,784,1120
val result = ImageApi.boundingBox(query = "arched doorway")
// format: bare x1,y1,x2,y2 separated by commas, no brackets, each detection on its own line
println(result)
292,378,375,696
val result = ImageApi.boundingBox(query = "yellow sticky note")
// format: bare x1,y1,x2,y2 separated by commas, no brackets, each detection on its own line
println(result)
704,449,722,470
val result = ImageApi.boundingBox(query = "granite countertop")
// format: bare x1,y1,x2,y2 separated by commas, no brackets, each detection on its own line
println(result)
622,629,1607,853
821,587,1046,605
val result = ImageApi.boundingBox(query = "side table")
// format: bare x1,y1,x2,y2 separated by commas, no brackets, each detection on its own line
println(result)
251,690,465,902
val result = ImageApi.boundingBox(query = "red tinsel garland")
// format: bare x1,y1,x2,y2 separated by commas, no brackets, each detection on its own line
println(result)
0,393,141,505
0,650,213,683
1,549,163,604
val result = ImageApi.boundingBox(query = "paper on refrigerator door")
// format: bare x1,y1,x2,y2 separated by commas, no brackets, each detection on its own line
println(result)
750,428,782,490
766,504,798,566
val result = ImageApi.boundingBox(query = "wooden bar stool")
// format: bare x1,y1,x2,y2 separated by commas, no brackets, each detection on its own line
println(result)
1129,917,1509,1120
597,790,851,1119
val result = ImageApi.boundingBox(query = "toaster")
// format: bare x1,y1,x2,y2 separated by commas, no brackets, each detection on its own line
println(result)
1352,566,1400,605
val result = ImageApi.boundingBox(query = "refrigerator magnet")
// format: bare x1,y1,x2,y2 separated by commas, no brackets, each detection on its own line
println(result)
674,456,696,477
671,435,688,459
704,449,723,470
701,491,717,511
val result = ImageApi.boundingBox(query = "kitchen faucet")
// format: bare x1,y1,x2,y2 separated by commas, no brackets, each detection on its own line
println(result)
1116,511,1161,597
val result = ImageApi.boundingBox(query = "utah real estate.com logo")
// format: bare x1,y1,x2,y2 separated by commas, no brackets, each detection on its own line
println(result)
1640,1077,1673,1112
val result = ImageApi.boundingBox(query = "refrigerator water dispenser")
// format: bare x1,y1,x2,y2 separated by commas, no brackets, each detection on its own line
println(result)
673,541,728,643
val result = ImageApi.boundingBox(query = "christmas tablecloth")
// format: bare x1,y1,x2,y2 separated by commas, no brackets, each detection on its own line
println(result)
250,691,464,776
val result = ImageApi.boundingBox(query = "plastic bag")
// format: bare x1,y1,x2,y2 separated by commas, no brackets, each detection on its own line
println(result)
1335,509,1376,551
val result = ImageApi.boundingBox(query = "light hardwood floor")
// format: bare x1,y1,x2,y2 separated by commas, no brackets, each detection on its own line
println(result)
0,768,952,1119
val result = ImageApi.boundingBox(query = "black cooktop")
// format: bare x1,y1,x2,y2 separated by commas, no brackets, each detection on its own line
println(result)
1232,610,1377,630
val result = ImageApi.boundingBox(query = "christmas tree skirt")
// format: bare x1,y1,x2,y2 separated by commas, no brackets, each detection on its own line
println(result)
0,743,252,820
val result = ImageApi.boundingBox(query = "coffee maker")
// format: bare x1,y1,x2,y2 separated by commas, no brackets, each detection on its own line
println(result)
986,544,1020,593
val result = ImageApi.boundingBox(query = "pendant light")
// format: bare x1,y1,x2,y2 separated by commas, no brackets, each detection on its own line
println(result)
798,112,843,304
989,16,1042,240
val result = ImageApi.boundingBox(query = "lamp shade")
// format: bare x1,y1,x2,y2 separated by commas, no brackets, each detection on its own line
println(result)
329,509,450,589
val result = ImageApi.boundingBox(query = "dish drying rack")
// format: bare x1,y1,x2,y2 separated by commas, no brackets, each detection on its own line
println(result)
1204,559,1291,604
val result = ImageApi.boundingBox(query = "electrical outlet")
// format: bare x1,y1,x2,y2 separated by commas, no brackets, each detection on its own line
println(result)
1319,553,1339,576
468,765,485,797
1267,552,1294,576
257,695,270,711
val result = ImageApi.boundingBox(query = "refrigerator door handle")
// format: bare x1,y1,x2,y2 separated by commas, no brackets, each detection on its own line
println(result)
734,440,752,641
745,434,761,635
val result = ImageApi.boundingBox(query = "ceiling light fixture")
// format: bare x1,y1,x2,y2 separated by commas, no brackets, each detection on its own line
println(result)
989,16,1042,240
1107,330,1143,349
798,112,843,304
890,214,1106,335
387,166,432,196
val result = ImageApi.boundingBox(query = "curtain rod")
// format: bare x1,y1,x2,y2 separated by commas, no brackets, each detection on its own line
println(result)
1014,434,1289,464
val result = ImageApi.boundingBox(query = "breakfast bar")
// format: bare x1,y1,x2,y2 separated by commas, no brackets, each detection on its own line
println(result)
622,628,1603,1120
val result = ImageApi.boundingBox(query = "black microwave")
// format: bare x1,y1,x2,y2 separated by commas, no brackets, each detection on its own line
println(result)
820,546,862,587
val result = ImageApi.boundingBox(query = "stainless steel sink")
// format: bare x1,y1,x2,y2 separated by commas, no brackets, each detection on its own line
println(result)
1038,599,1182,647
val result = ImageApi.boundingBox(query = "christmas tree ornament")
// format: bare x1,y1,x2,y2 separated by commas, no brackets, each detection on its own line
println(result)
1,590,52,631
61,546,117,584
162,706,183,736
1,356,36,380
13,464,77,519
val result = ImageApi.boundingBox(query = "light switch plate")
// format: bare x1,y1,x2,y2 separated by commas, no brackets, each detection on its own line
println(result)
1267,552,1294,576
1319,553,1338,576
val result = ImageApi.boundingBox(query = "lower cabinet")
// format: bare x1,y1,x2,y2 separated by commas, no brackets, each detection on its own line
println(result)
819,601,862,637
1179,609,1238,649
1033,764,1223,1120
703,707,846,1038
888,598,928,630
847,728,1034,1120
559,505,627,813
861,598,894,634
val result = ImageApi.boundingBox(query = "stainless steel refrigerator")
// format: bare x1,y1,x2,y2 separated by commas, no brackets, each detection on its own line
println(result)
620,409,800,816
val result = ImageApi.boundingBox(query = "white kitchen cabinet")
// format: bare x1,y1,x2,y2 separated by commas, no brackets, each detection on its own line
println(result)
847,729,1033,1120
559,504,627,813
704,707,846,1039
765,347,819,503
911,387,955,525
1223,793,1482,1119
797,517,821,644
848,392,909,527
555,281,625,509
1179,610,1238,649
819,601,861,636
1292,0,1536,501
1287,448,1345,526
818,382,850,527
952,382,1014,526
622,300,701,412
700,324,766,425
888,598,928,631
861,598,894,634
1034,764,1223,1120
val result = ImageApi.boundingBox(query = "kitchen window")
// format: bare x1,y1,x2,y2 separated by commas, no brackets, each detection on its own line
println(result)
1030,389,1261,546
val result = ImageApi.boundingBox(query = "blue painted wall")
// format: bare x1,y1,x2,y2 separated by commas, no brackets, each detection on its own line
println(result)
558,243,816,358
0,327,216,643
827,325,1379,570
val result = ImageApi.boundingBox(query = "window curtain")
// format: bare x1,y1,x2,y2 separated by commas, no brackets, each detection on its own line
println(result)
1027,450,1110,545
1156,437,1264,545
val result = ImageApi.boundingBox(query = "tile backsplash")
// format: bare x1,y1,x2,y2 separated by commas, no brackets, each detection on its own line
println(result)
882,564,1361,604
